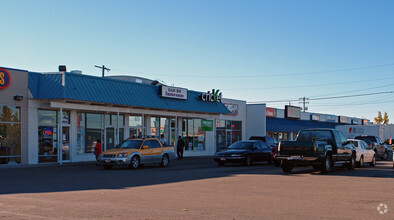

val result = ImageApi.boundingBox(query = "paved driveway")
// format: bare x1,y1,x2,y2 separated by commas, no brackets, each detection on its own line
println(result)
0,157,393,219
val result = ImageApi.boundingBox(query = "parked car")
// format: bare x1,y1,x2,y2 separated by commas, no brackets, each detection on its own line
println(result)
249,136,280,166
213,140,273,166
354,135,389,160
347,139,376,168
98,137,175,169
276,129,356,173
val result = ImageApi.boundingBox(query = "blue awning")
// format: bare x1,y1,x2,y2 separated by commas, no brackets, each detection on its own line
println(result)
28,72,231,114
266,117,340,133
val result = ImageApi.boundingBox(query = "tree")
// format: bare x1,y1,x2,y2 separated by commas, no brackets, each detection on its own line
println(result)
383,112,389,124
374,111,383,124
374,111,389,124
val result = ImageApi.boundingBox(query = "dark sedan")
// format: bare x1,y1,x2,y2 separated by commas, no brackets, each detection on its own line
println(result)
213,140,273,166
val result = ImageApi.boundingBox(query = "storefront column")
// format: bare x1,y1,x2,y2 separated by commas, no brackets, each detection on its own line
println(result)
145,115,151,136
58,108,63,165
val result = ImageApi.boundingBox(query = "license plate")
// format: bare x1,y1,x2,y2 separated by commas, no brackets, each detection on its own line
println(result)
220,157,226,161
290,156,302,160
105,159,111,163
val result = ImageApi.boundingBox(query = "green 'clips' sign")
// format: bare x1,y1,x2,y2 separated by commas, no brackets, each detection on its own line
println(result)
201,120,213,131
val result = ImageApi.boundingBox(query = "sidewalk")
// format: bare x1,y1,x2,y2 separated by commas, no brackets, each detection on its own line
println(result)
0,156,215,169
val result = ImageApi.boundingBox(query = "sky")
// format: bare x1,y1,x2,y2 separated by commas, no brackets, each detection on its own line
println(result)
2,0,394,122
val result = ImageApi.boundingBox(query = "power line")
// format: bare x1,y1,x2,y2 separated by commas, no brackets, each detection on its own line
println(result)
248,91,394,104
222,76,394,91
111,62,394,78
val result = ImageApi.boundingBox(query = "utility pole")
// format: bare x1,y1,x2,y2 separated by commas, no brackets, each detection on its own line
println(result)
299,97,309,112
95,65,111,77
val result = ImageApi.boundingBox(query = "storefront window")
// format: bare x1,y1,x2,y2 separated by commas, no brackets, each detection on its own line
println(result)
38,110,58,163
150,117,160,137
77,113,86,154
160,117,170,144
129,116,142,137
215,120,242,152
86,113,102,153
183,119,205,151
0,105,21,164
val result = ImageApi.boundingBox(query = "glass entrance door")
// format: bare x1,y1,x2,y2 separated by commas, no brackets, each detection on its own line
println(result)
62,126,70,161
105,127,115,150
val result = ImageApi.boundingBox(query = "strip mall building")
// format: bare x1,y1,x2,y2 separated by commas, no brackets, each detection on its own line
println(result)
0,66,368,166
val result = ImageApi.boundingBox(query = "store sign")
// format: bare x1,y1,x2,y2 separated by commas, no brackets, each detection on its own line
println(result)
285,105,301,119
339,116,348,124
266,107,276,117
201,89,222,102
201,119,213,131
0,68,11,90
325,115,336,122
311,114,320,121
224,103,238,116
159,85,188,100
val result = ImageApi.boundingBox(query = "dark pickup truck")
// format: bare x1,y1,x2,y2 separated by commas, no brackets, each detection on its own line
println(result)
275,129,356,173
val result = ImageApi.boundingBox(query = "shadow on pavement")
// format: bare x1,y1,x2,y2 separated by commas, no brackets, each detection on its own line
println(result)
0,157,392,195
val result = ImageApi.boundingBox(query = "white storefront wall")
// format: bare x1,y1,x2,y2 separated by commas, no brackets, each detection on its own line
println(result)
26,99,246,164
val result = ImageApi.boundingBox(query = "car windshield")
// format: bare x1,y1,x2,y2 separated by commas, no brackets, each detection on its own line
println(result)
355,136,375,144
297,130,333,142
118,140,143,149
227,141,253,150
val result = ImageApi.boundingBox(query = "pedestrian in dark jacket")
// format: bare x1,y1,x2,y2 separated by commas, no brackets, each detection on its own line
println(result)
177,136,185,159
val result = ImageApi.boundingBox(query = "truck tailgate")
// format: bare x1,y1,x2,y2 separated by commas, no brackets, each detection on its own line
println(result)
279,141,317,156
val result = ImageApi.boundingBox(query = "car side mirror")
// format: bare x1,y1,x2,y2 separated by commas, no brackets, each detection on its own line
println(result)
142,145,149,149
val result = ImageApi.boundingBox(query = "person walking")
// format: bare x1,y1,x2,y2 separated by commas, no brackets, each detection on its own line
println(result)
94,140,102,166
177,136,185,159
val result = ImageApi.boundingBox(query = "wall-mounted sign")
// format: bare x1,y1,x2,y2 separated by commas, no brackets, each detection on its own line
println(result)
224,103,238,116
325,115,336,122
339,116,348,124
201,119,214,131
311,114,320,121
266,107,276,117
201,89,222,102
159,85,188,100
0,68,11,90
285,105,301,119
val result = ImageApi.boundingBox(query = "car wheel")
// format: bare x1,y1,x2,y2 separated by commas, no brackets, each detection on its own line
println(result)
370,155,376,167
218,161,225,166
281,161,293,173
103,165,113,170
382,151,389,161
245,155,252,166
160,154,169,167
347,154,356,170
321,156,331,173
129,156,140,169
357,156,364,168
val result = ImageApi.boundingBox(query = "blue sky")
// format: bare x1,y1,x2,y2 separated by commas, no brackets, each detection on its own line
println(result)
2,0,394,122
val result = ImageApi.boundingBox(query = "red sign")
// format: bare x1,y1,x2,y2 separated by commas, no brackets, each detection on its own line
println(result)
0,68,11,90
266,108,276,117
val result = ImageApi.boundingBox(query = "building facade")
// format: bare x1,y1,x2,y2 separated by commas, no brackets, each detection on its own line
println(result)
0,66,247,165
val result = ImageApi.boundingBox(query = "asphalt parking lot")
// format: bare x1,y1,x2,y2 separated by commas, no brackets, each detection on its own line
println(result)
0,156,393,219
